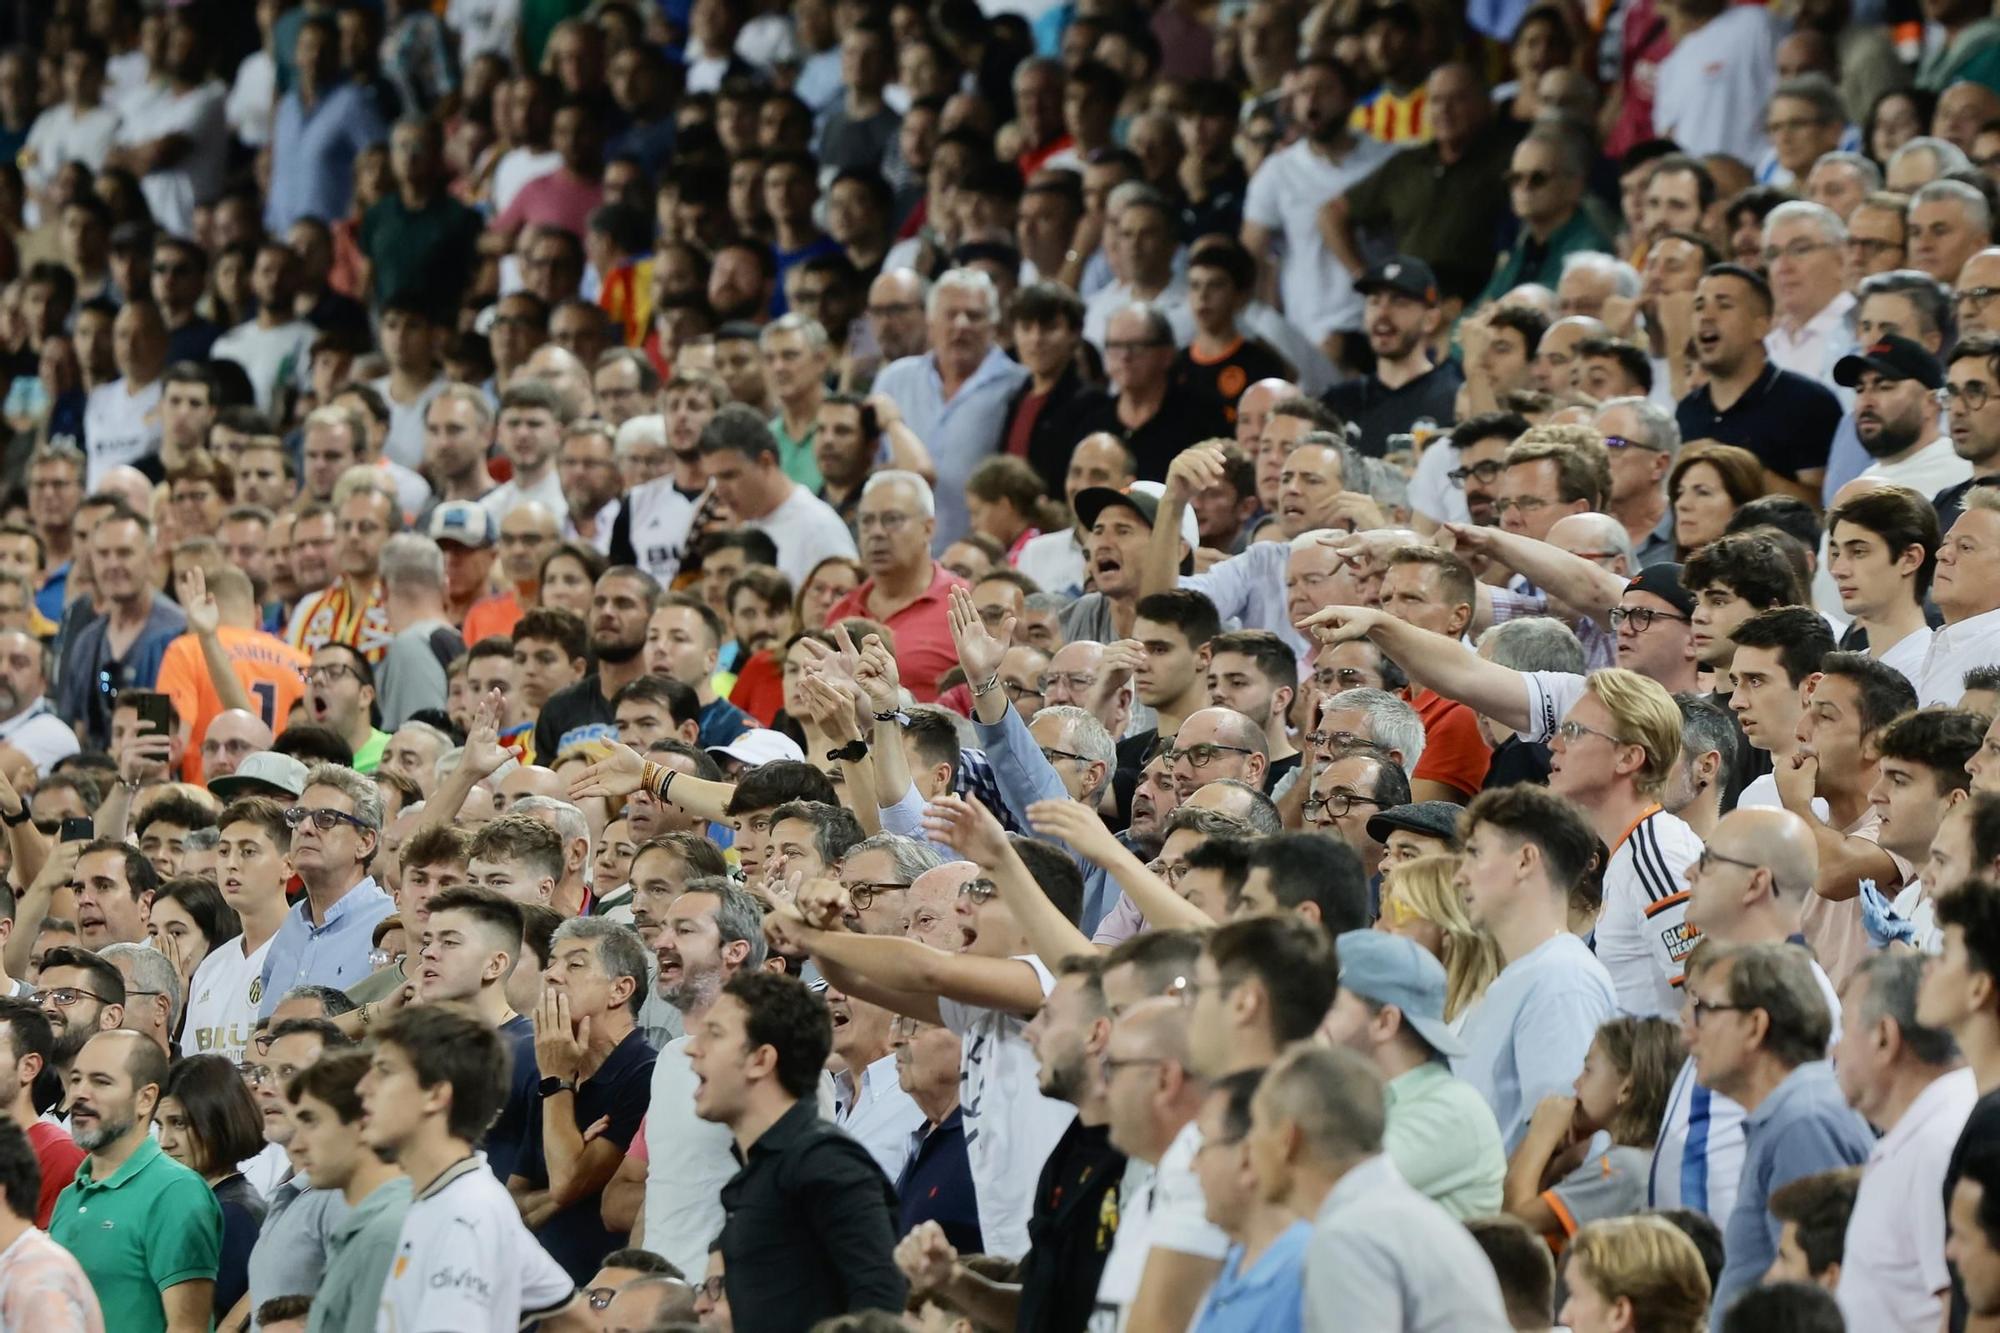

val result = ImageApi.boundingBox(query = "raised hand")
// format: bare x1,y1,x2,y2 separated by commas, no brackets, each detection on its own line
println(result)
947,585,1010,686
533,988,587,1084
921,792,1012,868
567,741,645,800
895,1221,959,1297
177,566,220,637
461,687,512,780
1026,798,1124,865
1164,441,1230,503
853,632,901,714
116,728,173,785
1295,604,1388,645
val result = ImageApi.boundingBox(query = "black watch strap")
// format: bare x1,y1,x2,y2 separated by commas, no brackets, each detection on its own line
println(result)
0,804,29,827
828,739,869,763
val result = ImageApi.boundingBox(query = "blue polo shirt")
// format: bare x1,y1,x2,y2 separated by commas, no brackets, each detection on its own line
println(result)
515,1025,658,1282
1189,1221,1311,1333
1711,1061,1874,1328
697,696,754,750
257,877,395,1016
896,1108,983,1257
50,1136,221,1333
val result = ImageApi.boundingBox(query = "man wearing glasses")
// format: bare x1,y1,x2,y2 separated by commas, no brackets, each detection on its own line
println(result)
32,943,124,1092
1302,747,1409,883
823,472,963,704
256,764,394,1018
1936,334,2000,533
303,643,389,774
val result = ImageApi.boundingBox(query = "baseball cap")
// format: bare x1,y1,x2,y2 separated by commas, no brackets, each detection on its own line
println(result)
1334,929,1465,1059
207,752,311,802
1355,255,1439,304
706,729,806,769
1623,562,1696,619
1364,801,1464,849
427,500,498,549
1071,480,1201,552
1833,334,1945,391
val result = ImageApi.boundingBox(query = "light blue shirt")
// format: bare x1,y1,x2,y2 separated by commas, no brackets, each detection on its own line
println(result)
1452,932,1617,1152
1190,1221,1309,1333
972,705,1115,935
1181,541,1312,661
264,81,386,233
1820,408,1873,507
871,345,1028,546
258,877,394,1016
1712,1061,1876,1330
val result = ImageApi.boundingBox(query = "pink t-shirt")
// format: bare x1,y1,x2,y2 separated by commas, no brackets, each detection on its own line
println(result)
495,169,605,240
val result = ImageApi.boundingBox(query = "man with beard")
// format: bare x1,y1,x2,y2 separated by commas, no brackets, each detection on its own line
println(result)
609,373,725,585
0,627,77,776
1674,264,1843,504
1408,411,1531,533
532,566,662,761
1204,630,1301,792
0,998,82,1225
287,475,398,664
421,384,498,507
1837,336,1973,496
34,944,125,1087
599,877,770,1278
53,503,186,750
462,503,560,645
1324,256,1464,458
51,1030,220,1333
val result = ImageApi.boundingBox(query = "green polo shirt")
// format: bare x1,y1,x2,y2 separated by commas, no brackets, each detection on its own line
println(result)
769,413,824,490
307,1175,413,1333
353,728,390,775
1381,1060,1507,1221
50,1136,222,1333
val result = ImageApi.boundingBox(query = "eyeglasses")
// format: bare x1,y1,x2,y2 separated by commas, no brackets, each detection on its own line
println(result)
1940,382,1994,412
1146,858,1192,886
1038,671,1096,694
1608,606,1690,632
1303,791,1383,820
1844,236,1902,257
1305,728,1364,752
1004,680,1045,704
31,987,106,1008
842,880,910,911
1694,847,1766,880
303,663,360,686
1491,497,1549,515
1164,743,1255,769
1553,719,1627,746
284,806,375,833
1689,995,1751,1025
239,1059,310,1087
959,878,997,905
696,1276,726,1302
1040,746,1088,766
1601,435,1662,453
1447,460,1506,486
1760,239,1832,264
856,511,914,533
1310,668,1373,693
1504,169,1553,189
1960,286,2000,315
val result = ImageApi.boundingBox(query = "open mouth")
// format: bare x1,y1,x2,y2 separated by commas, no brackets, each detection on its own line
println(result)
309,696,330,721
960,925,978,949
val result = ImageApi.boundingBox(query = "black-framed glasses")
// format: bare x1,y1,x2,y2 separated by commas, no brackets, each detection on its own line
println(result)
1038,671,1096,694
1004,680,1045,704
1608,606,1690,632
1504,169,1552,189
1040,746,1088,766
1554,719,1626,746
303,663,360,686
31,987,106,1008
1940,382,1993,412
1305,728,1364,753
1689,995,1751,1024
696,1276,726,1302
1601,435,1662,454
1448,460,1506,486
1165,743,1255,769
1695,847,1764,879
958,878,997,905
284,806,376,833
1960,286,2000,315
1303,791,1383,820
843,880,910,911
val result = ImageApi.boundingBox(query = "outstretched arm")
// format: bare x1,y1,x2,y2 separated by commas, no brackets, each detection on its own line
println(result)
924,793,1096,968
1298,600,1535,734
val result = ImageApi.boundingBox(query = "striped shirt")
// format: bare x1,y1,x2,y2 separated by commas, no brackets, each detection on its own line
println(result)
1349,86,1429,144
1594,805,1704,1017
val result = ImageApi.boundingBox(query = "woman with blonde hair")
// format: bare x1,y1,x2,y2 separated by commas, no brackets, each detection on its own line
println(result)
1378,853,1503,1027
1559,1214,1712,1333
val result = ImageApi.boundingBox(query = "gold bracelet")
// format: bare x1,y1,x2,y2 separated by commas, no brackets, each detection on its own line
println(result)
641,759,663,797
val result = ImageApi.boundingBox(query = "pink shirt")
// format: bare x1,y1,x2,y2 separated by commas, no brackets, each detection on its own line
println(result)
0,1227,104,1333
495,168,605,240
824,563,968,703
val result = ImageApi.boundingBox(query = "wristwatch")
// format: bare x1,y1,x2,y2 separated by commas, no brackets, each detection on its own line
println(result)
538,1076,577,1098
0,804,27,827
828,739,869,764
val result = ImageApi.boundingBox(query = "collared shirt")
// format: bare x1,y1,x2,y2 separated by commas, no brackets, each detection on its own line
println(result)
1713,1061,1875,1326
718,1098,907,1329
1489,589,1615,670
769,412,823,489
1189,1221,1310,1333
1303,1154,1511,1332
1675,360,1843,482
49,1137,220,1333
53,592,187,750
246,1173,347,1320
835,1051,926,1184
257,877,395,1017
972,707,1115,934
265,80,385,232
896,1108,983,1257
306,1176,410,1333
1478,209,1616,307
871,345,1031,544
514,1025,657,1282
1841,1067,1975,1333
1765,289,1856,381
1182,540,1313,660
1382,1062,1505,1220
825,564,968,703
1918,605,2000,706
1636,506,1679,568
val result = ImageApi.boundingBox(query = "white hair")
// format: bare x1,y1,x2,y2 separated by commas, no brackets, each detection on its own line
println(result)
1762,199,1846,246
1559,251,1641,299
1321,687,1426,777
1551,510,1634,566
1912,178,1992,238
862,469,936,516
1594,395,1681,459
101,942,181,1028
1810,150,1882,192
1290,528,1342,553
614,413,667,458
1891,137,1972,182
378,533,445,594
514,795,594,885
927,267,1001,323
759,313,830,353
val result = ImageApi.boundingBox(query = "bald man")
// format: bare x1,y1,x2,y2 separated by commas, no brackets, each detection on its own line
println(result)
498,764,568,806
1234,378,1297,449
902,861,979,953
200,709,274,780
1167,706,1270,801
521,343,597,419
1655,805,1842,1222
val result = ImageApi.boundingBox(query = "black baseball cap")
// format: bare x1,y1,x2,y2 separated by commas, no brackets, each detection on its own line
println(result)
1624,562,1696,618
1355,256,1439,304
1834,334,1945,391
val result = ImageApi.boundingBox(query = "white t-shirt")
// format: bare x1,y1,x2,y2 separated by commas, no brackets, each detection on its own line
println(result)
182,933,275,1068
938,955,1079,1261
1090,1121,1230,1332
0,698,79,776
379,1155,575,1332
1408,438,1470,527
1082,276,1196,351
1242,136,1398,341
1857,437,1974,501
1839,1066,1975,1333
744,484,861,587
639,1036,740,1281
82,376,162,488
1015,528,1087,598
479,469,568,525
21,103,120,197
114,80,228,238
1594,807,1705,1017
1651,6,1777,164
210,319,316,414
446,0,519,63
368,374,445,472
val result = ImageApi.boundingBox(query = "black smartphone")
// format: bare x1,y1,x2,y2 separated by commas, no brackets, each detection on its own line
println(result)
132,693,171,737
59,818,92,843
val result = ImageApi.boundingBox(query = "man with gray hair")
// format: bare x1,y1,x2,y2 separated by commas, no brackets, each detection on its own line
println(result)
820,470,962,702
761,313,832,488
259,762,394,1014
832,832,947,935
1593,395,1679,565
515,914,656,1282
1481,125,1612,307
1760,75,1849,188
1313,687,1426,778
1832,951,1975,1332
1248,1044,1512,1329
376,528,465,729
1763,200,1853,377
1555,251,1640,320
514,794,594,916
1886,137,1971,193
1910,178,1993,283
1806,150,1883,220
100,941,180,1056
871,267,1028,544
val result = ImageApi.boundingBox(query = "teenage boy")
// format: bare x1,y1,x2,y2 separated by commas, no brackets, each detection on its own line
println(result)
184,797,294,1065
1825,484,1939,679
1175,240,1290,429
286,1048,412,1333
360,1005,586,1330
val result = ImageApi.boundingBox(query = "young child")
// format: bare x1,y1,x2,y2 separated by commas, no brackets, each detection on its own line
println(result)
1504,1015,1681,1245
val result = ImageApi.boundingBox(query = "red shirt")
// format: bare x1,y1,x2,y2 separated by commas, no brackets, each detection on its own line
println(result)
729,649,785,726
1405,686,1491,799
27,1121,82,1227
824,563,969,702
